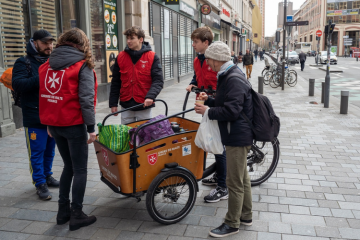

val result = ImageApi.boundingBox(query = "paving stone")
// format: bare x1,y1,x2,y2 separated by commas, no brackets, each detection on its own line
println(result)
21,222,54,235
141,233,168,240
138,221,187,236
286,191,306,198
184,225,210,238
268,204,289,213
305,192,325,200
43,224,69,237
276,173,309,180
267,189,287,197
309,207,332,217
115,230,144,240
353,210,360,219
258,212,281,222
269,222,291,234
0,218,11,228
91,216,120,229
90,229,121,240
199,216,223,227
111,208,137,219
0,207,19,217
27,235,55,240
315,226,340,238
318,200,340,209
285,179,302,185
65,226,97,239
0,231,30,240
259,195,279,204
324,217,350,228
281,234,329,240
331,209,354,218
214,208,227,218
252,202,268,211
319,181,338,188
191,206,216,216
339,201,360,211
338,228,360,239
289,206,310,215
167,236,193,240
281,213,326,226
257,232,281,240
291,224,316,236
10,209,57,221
179,214,201,225
347,219,360,229
324,193,345,201
115,219,143,231
0,219,32,232
241,220,268,232
313,187,332,194
279,197,318,207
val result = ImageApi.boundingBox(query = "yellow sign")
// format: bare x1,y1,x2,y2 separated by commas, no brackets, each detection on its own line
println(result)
246,39,250,42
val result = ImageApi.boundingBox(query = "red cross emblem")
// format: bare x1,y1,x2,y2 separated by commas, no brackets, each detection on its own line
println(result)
101,147,109,166
147,153,158,165
44,69,65,95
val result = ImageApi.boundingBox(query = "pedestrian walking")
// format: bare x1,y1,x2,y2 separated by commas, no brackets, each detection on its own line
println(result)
299,51,307,71
12,29,59,201
254,49,258,62
38,28,98,231
243,49,254,79
231,51,238,64
194,41,253,238
350,49,353,58
239,50,243,56
109,26,164,124
185,26,228,203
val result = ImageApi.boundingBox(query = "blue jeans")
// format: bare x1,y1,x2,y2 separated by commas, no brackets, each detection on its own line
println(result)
215,150,227,188
255,55,258,61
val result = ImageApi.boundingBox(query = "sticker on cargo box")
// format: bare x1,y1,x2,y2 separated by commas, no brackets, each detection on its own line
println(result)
182,144,191,156
148,153,158,165
101,147,109,166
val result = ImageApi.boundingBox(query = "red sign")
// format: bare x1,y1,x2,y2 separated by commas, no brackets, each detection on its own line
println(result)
147,153,158,165
101,147,109,166
316,30,322,37
201,4,211,15
222,8,230,18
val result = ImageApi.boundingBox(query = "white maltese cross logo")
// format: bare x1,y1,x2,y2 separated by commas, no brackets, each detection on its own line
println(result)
48,73,60,89
45,69,65,95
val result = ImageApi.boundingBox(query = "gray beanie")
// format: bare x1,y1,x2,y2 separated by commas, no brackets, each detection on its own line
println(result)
205,41,232,62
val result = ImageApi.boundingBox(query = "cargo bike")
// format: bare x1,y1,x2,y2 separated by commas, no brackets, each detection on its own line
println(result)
94,90,280,225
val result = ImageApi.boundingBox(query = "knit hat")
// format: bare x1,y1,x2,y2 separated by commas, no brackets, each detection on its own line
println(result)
205,41,232,62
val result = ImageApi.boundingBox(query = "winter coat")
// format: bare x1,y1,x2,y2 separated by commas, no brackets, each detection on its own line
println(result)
48,46,96,133
205,65,253,146
109,42,164,110
299,52,307,62
12,41,48,128
243,53,254,66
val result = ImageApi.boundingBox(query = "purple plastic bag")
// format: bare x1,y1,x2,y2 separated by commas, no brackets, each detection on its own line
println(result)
129,115,174,146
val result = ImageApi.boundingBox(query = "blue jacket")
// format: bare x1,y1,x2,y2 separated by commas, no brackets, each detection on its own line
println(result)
12,41,49,128
205,65,253,147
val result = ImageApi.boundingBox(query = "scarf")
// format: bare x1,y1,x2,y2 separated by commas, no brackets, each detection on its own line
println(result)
30,39,50,63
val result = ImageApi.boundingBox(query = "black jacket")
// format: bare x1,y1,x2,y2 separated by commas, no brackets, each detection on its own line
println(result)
109,42,164,110
48,46,96,133
243,53,254,66
205,65,253,147
299,52,307,62
12,41,49,128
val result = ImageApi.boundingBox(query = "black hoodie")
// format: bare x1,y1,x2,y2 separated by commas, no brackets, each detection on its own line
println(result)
109,42,164,110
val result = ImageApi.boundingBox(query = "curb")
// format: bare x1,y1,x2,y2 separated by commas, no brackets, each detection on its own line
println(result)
317,68,343,73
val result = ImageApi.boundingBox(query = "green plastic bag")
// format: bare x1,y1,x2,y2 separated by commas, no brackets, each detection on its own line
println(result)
97,123,133,153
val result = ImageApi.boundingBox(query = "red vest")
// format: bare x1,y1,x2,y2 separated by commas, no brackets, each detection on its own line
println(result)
117,51,155,103
39,60,98,126
194,57,218,90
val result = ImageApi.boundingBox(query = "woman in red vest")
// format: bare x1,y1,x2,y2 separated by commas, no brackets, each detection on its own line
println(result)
39,28,97,231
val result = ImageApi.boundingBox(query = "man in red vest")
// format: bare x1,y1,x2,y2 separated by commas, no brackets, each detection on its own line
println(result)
186,27,228,203
109,26,164,124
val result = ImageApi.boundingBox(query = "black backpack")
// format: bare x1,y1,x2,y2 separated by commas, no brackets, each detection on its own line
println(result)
12,56,32,108
227,72,280,142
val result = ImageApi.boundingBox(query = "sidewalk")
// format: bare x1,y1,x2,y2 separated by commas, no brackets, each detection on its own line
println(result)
0,61,359,240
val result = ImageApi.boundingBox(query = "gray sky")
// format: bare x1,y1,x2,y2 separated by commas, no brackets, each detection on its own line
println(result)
265,0,306,37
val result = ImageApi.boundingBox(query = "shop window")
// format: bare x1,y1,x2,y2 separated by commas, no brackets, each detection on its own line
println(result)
30,0,59,41
351,15,360,23
58,0,80,33
90,0,107,83
353,1,360,9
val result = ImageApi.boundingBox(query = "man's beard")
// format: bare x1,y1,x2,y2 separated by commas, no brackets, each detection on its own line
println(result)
36,46,51,56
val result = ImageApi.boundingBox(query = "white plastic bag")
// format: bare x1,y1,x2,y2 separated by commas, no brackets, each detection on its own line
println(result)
195,108,223,154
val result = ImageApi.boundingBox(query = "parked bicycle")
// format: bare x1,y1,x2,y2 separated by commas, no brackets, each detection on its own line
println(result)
270,66,297,88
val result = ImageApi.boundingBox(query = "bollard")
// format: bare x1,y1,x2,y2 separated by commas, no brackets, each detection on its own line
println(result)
321,82,325,103
340,91,349,114
258,76,264,94
309,79,315,96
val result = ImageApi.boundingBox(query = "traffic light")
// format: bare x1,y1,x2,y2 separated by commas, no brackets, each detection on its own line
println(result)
276,31,280,43
329,23,336,34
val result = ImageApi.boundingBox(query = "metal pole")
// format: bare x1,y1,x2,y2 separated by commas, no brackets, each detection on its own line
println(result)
281,0,287,91
321,82,325,103
340,91,349,114
309,79,315,96
258,76,264,94
324,20,331,108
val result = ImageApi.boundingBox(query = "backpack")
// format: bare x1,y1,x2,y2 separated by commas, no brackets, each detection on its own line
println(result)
227,71,280,142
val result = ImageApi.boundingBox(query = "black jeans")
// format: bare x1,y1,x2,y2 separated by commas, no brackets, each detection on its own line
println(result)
215,150,227,188
49,124,88,209
300,61,305,71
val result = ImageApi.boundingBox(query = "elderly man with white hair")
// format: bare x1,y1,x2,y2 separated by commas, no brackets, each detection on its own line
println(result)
194,41,254,238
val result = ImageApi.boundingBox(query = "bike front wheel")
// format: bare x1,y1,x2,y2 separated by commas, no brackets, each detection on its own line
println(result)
248,139,280,186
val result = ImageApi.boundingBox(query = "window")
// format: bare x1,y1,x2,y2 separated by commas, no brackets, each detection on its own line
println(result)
310,35,313,42
353,1,360,9
327,3,334,11
339,2,347,10
352,15,360,23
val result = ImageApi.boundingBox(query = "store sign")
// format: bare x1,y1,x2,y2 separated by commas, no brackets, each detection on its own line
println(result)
327,9,359,16
201,4,212,15
254,33,258,38
104,0,119,83
164,0,179,5
241,29,247,35
222,8,230,17
180,2,195,17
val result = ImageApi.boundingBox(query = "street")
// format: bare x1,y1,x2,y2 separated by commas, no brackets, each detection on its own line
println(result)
0,59,360,240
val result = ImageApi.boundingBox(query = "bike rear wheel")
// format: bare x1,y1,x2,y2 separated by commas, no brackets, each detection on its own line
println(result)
269,74,281,88
248,139,280,186
287,71,297,87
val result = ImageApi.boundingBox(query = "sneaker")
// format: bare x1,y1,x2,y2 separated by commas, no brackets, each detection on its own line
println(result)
46,175,60,187
36,183,52,200
204,186,228,203
240,218,252,226
209,223,239,238
202,173,218,186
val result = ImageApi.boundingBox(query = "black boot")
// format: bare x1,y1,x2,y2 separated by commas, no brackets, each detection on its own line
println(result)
69,208,97,231
57,201,71,225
